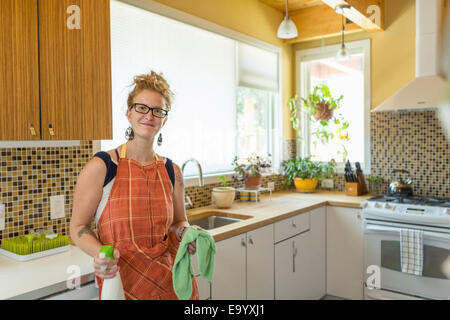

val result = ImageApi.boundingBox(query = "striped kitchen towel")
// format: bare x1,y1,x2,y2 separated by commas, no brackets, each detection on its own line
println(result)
400,229,424,276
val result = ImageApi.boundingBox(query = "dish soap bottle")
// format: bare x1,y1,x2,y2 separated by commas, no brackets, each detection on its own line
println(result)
99,245,125,300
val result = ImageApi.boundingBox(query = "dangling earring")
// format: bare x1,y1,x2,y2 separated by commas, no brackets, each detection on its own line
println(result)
157,133,163,146
125,126,134,140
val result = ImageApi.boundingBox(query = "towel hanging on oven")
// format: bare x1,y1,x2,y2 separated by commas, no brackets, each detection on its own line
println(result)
400,229,424,276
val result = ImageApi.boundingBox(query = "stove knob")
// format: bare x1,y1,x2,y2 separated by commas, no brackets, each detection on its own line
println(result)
375,202,381,208
446,208,450,215
383,203,390,209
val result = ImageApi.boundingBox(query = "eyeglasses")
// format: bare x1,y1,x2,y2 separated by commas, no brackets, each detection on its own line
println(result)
132,103,168,118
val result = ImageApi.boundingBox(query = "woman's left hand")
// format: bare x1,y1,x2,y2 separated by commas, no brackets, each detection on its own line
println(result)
184,225,203,255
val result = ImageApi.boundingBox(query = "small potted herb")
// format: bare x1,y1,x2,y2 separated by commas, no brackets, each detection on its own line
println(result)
232,153,272,190
211,175,235,208
367,175,382,194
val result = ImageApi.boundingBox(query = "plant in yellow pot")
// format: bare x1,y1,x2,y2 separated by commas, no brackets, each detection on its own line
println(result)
281,157,336,193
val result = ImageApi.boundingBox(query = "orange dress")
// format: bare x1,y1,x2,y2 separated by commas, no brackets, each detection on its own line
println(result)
95,144,199,300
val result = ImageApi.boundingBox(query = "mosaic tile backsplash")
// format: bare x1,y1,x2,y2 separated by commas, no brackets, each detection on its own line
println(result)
0,112,448,245
0,141,93,243
368,110,449,197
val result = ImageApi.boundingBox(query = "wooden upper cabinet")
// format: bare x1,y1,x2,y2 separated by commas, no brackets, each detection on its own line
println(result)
0,0,41,140
39,0,112,140
0,0,112,141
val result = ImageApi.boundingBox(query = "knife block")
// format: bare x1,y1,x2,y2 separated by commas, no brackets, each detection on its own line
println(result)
345,182,367,196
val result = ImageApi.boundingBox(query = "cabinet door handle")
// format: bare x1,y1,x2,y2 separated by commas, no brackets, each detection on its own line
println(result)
248,235,254,245
48,124,55,136
241,238,246,247
292,220,297,228
292,241,298,272
29,123,37,136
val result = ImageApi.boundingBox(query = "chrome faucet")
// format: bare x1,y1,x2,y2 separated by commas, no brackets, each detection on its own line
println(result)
181,158,204,210
181,158,204,187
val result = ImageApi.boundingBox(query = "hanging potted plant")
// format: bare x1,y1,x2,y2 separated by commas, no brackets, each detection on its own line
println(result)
281,157,336,193
288,83,350,162
232,153,272,190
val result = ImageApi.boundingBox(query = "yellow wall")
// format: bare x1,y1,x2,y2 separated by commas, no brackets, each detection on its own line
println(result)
292,0,415,109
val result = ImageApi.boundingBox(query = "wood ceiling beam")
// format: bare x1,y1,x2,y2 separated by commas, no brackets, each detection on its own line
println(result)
321,0,384,32
285,4,362,43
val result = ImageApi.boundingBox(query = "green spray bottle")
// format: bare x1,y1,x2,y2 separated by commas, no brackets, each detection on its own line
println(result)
99,245,125,300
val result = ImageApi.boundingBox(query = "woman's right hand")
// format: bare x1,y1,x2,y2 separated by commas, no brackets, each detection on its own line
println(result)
94,248,120,279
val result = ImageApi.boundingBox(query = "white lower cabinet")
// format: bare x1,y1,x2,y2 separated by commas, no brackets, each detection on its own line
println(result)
209,205,364,300
195,275,211,300
274,207,326,299
326,206,364,300
211,224,274,300
246,224,275,300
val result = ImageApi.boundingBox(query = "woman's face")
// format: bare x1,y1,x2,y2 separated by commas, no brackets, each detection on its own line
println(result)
127,89,168,140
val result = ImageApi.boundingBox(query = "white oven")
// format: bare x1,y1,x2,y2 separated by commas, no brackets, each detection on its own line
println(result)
363,220,450,300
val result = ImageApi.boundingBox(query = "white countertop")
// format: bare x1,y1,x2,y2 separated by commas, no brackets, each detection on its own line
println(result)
0,245,94,300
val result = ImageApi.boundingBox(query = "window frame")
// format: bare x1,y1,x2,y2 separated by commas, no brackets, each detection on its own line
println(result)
94,0,283,187
295,39,371,173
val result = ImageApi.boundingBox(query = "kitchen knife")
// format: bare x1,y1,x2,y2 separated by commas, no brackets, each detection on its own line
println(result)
355,162,368,193
347,161,357,182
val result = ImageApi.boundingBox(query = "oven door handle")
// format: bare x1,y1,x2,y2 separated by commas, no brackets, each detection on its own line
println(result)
365,224,450,241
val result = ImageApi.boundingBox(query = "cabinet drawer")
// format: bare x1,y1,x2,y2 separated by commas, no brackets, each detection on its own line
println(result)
274,212,310,243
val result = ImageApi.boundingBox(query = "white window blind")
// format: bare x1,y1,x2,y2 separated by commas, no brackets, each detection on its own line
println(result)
238,42,279,92
104,0,237,176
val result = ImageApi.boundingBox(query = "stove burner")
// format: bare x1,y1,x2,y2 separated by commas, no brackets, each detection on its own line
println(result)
368,195,450,207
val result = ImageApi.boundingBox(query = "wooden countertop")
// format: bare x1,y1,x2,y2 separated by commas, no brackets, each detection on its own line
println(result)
186,191,373,242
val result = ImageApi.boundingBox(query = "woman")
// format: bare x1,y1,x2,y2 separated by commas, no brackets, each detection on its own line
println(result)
70,71,199,300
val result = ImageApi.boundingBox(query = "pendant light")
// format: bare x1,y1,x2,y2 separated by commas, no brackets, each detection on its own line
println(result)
335,4,351,61
277,0,298,39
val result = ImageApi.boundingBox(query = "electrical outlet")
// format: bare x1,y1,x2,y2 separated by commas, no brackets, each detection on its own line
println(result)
0,202,5,231
267,182,275,191
50,195,65,220
321,179,334,189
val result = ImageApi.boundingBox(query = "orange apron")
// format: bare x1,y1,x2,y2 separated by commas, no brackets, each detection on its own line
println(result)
96,143,199,300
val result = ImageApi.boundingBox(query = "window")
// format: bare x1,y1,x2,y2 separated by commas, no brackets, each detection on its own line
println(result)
296,40,371,171
236,87,273,159
103,0,281,178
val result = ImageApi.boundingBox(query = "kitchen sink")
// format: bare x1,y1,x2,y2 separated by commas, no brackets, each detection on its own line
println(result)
188,212,251,230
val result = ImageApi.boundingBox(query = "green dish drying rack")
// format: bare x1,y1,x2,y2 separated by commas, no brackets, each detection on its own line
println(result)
0,232,70,262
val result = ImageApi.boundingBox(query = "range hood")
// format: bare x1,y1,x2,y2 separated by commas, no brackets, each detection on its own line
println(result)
373,0,447,112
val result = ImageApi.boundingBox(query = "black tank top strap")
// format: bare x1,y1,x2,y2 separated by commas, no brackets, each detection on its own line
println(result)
164,158,175,189
93,151,118,187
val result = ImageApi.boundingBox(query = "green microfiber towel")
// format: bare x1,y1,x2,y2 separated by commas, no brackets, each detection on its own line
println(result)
172,227,216,300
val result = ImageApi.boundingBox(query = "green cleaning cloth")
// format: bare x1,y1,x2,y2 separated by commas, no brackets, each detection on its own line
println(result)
172,227,216,300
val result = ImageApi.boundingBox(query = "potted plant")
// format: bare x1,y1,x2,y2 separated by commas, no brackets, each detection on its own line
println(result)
367,175,382,194
288,83,350,162
211,175,235,208
232,153,272,190
281,157,336,193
